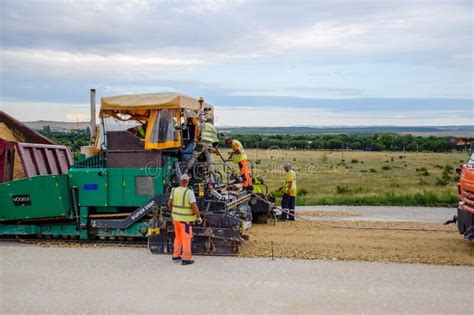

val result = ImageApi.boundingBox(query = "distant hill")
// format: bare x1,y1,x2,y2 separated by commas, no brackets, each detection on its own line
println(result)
23,120,474,137
24,120,90,132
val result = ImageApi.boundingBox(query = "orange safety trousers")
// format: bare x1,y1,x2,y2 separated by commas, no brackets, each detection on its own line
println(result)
238,159,252,188
172,220,193,260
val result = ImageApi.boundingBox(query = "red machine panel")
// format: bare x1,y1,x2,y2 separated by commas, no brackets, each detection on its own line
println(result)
0,139,15,183
15,142,72,178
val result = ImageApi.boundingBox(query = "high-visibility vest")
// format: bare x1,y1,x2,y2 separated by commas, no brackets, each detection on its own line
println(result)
231,139,248,163
283,169,297,197
171,186,196,222
253,176,264,194
135,125,145,138
201,122,219,143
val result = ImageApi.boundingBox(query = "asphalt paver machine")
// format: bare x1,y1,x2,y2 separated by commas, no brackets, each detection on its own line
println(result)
0,92,275,255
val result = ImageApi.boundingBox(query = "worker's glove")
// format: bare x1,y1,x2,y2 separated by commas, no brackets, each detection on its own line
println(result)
196,217,203,224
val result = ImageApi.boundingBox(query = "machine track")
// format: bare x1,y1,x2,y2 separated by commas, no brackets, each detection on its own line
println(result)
12,236,147,249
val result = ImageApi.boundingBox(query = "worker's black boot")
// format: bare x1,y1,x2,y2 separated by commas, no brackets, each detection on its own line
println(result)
182,259,194,265
172,256,181,262
289,210,296,221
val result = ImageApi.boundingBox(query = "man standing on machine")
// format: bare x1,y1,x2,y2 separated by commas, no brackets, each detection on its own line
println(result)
225,136,253,191
167,174,202,265
186,117,219,176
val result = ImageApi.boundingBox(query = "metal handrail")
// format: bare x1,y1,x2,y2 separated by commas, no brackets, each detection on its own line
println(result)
73,151,108,168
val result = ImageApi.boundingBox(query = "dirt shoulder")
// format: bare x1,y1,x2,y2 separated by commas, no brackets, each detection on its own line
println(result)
241,221,474,266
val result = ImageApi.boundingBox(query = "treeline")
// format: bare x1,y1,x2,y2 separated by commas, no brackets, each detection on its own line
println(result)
39,126,463,153
230,133,461,152
40,127,90,152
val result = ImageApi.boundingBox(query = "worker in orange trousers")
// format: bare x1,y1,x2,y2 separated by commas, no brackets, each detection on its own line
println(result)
225,136,253,191
167,174,202,265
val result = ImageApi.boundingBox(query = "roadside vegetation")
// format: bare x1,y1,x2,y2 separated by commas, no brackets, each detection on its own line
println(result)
232,133,460,152
40,127,90,159
41,128,466,153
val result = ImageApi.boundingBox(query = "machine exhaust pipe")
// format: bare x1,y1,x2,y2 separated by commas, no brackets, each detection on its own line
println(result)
90,88,97,143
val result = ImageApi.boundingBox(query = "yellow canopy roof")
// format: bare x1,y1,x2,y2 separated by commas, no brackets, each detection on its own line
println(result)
100,92,213,112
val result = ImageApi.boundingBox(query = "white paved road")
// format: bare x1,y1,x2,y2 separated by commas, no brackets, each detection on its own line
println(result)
1,244,472,314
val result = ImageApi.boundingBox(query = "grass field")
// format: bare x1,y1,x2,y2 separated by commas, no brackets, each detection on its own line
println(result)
221,149,468,206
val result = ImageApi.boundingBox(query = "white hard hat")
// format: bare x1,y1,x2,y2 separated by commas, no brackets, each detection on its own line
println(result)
180,174,190,181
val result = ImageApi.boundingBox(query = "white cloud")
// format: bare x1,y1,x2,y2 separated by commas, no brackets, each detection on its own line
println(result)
3,1,470,61
0,49,210,80
229,86,365,98
172,0,246,14
254,5,472,55
1,99,89,121
0,0,472,117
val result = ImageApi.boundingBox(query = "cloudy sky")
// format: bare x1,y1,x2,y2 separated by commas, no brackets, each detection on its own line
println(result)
0,0,473,126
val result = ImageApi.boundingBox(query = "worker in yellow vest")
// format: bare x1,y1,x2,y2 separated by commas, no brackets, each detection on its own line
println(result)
129,123,146,139
225,136,253,191
134,124,146,138
186,117,219,175
167,174,202,265
280,162,297,221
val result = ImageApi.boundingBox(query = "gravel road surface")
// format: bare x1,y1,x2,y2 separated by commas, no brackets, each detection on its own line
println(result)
297,205,457,222
1,244,472,314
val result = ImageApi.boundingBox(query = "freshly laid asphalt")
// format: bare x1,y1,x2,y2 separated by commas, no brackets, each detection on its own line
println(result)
1,243,472,314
